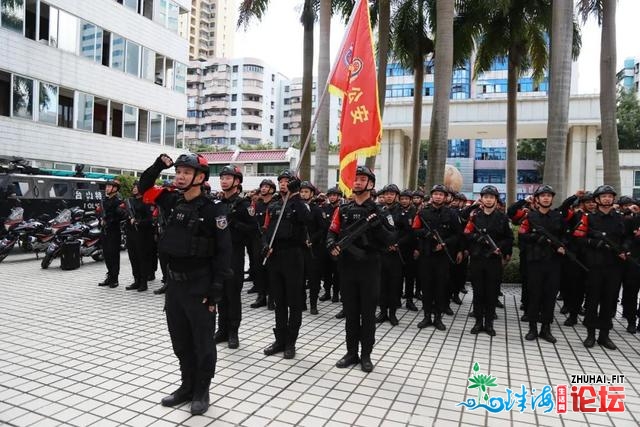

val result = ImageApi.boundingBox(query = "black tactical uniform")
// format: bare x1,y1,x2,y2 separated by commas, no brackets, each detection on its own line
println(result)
413,185,461,331
262,171,311,359
327,166,396,373
450,195,470,304
320,188,342,302
124,190,155,292
304,186,329,314
573,185,628,350
139,154,232,415
98,180,125,288
464,186,513,336
397,191,417,311
622,208,640,333
216,165,257,349
377,184,404,325
251,184,275,309
517,185,566,343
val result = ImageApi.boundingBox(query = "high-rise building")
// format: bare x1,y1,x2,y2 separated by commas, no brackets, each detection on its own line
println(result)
185,57,287,147
617,57,640,94
0,0,190,176
188,0,235,60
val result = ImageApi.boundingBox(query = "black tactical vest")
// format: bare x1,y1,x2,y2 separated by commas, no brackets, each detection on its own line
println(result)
158,196,216,258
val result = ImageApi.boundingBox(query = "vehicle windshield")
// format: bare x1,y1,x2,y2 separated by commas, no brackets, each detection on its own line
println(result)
53,209,71,225
7,207,24,222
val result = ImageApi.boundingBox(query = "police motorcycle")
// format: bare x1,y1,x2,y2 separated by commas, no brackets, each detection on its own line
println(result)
0,206,26,262
41,207,99,269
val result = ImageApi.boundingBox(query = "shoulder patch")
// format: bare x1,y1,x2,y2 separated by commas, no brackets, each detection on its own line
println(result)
247,205,255,216
387,214,395,227
215,216,228,229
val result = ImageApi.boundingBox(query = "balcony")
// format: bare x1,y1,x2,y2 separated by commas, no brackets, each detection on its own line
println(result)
241,129,263,140
242,100,263,110
241,114,263,125
202,99,229,109
242,85,263,96
204,85,230,95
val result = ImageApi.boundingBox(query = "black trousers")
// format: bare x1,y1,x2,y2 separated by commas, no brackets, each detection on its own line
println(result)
402,251,417,299
251,237,270,299
219,242,245,333
526,257,561,324
103,229,121,281
379,252,403,310
519,248,528,306
470,256,502,321
322,251,340,297
126,227,153,284
419,254,450,315
622,264,640,321
584,265,622,331
450,257,468,294
268,247,304,345
165,275,216,385
306,248,322,305
563,258,586,316
339,254,381,357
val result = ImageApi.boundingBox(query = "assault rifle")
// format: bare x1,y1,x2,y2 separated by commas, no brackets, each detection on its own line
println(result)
125,198,138,231
330,216,371,260
476,227,500,255
529,223,589,272
590,229,640,268
419,218,455,263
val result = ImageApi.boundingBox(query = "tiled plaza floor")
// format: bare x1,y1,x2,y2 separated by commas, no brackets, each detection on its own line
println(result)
0,252,639,426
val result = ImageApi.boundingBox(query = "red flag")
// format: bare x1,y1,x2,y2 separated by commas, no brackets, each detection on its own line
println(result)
328,0,381,197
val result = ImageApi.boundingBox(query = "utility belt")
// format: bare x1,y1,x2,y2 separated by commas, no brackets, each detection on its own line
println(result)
167,266,211,282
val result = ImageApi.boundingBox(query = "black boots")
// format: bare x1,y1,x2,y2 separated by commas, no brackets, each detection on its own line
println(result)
388,309,399,326
154,282,168,295
336,353,360,368
98,276,118,288
417,315,433,329
583,328,596,348
310,304,319,315
597,329,617,350
470,319,483,334
433,314,446,331
251,294,267,308
227,330,239,349
264,328,285,356
360,354,374,372
161,374,192,407
190,379,211,415
626,318,637,334
564,314,578,327
539,324,557,344
525,322,538,341
319,291,331,302
406,299,418,311
214,330,228,344
452,293,463,305
375,308,388,323
484,317,496,336
335,309,345,319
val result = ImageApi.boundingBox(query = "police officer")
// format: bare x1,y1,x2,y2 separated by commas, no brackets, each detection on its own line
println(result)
139,153,232,415
517,185,566,344
262,170,310,359
413,184,461,331
153,180,173,295
124,181,155,292
251,179,277,309
216,165,256,349
398,190,418,311
376,184,404,326
98,179,126,288
620,197,640,333
327,167,396,372
463,185,513,336
449,193,470,305
320,187,343,303
300,181,325,314
573,185,628,350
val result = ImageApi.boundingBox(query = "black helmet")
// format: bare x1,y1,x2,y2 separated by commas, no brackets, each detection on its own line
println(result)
132,180,139,186
355,165,375,184
480,185,500,197
534,185,556,197
327,186,342,196
617,196,635,206
593,185,617,197
457,192,468,201
259,179,276,192
382,184,400,194
430,184,448,195
106,178,121,189
277,169,296,181
400,189,413,198
174,153,210,180
300,181,316,193
413,190,425,199
580,191,595,202
71,207,85,222
219,164,243,183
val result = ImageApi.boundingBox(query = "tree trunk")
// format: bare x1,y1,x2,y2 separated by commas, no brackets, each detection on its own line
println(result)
600,0,621,189
506,54,518,206
299,0,314,181
426,0,454,190
365,0,390,171
408,62,424,189
315,0,331,190
544,0,573,202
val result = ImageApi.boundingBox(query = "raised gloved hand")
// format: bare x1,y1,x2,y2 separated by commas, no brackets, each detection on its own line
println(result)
155,154,174,169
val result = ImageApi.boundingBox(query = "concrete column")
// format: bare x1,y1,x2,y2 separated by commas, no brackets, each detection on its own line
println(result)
565,125,586,192
379,129,406,188
585,126,598,190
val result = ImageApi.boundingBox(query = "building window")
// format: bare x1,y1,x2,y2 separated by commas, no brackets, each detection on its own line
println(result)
174,62,186,93
231,109,237,116
24,0,36,40
125,40,141,76
76,92,94,131
634,171,640,187
58,87,73,128
232,65,238,72
447,139,469,158
123,105,138,139
94,97,109,135
38,3,57,46
80,21,103,63
138,109,149,142
0,71,9,117
111,34,126,71
230,123,236,130
232,94,237,101
164,116,176,146
38,82,58,125
141,48,155,82
165,58,175,90
150,112,163,143
258,163,290,175
58,11,80,55
474,169,505,184
1,0,24,34
243,64,264,73
12,75,33,120
155,53,165,86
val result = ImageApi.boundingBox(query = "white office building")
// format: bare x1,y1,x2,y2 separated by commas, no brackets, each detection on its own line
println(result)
0,0,190,176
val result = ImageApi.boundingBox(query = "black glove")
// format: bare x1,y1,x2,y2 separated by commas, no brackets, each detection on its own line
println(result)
287,178,301,193
208,282,224,305
154,154,174,170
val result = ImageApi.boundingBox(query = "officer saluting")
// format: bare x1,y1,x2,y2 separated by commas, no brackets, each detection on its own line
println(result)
98,179,126,288
138,153,232,415
327,166,396,372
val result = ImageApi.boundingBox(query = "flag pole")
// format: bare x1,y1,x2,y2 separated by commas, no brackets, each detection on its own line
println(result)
262,83,330,265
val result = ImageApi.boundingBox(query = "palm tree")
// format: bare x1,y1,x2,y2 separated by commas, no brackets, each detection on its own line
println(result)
425,0,454,190
389,0,434,188
459,0,551,205
544,0,581,201
315,0,331,190
578,0,620,191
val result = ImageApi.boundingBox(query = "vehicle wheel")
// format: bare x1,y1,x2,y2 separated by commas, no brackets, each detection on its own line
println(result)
0,252,8,263
41,253,54,269
91,253,104,262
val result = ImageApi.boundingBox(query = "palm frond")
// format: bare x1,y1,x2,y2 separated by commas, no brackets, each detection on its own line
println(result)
237,0,270,29
576,0,603,25
527,24,548,84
